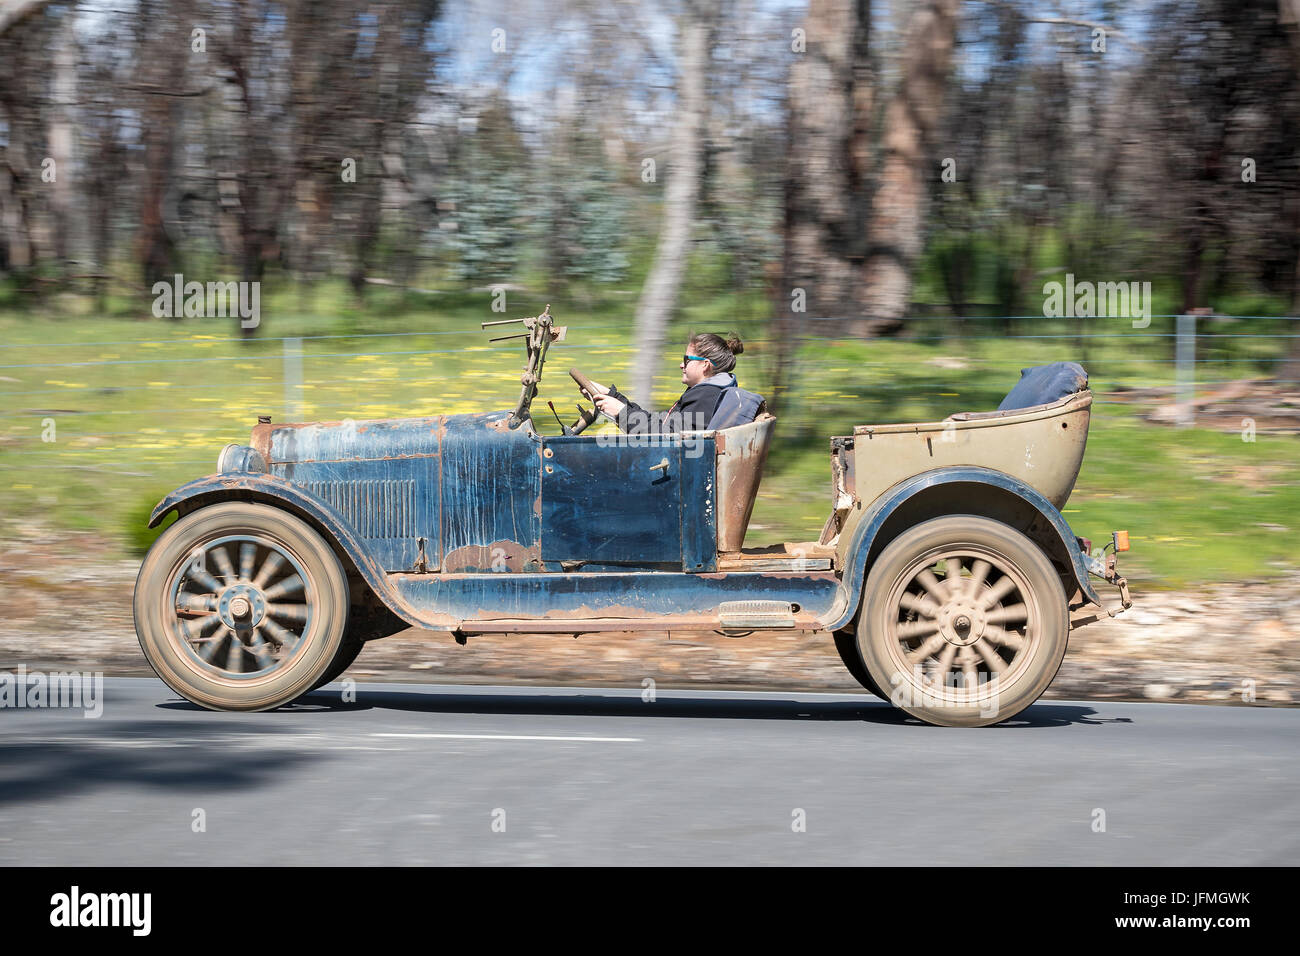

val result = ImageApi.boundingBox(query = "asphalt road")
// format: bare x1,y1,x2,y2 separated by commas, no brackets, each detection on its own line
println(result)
1,677,1296,865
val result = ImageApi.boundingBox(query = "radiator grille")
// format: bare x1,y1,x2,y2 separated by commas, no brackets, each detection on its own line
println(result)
300,479,417,539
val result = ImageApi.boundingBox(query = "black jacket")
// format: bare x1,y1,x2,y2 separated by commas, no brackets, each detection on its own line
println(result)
607,378,730,434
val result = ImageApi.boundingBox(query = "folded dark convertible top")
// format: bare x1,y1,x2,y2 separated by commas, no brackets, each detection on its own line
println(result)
998,361,1089,411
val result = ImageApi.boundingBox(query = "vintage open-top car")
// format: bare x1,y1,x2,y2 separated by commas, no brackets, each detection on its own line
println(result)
135,308,1133,726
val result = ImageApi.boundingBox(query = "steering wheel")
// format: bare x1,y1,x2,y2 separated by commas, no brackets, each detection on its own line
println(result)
567,368,604,435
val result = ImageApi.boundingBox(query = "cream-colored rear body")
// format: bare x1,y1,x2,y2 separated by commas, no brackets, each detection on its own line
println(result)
856,391,1091,509
821,391,1093,548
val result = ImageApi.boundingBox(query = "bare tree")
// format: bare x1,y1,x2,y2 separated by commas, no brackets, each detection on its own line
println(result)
133,0,193,290
0,2,56,280
782,0,868,321
1278,0,1300,381
859,0,959,327
630,1,716,407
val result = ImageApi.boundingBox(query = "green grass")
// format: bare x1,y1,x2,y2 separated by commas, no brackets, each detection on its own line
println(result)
2,281,1297,588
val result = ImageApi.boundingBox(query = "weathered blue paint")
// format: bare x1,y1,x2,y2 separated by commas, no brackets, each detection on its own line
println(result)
822,465,1102,632
392,569,839,630
151,469,835,630
539,434,718,572
541,437,683,565
438,415,542,572
678,441,719,572
267,415,442,462
245,411,540,573
270,457,439,572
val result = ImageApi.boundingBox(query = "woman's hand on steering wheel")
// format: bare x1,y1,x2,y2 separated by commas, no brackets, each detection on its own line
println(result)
574,374,622,417
594,393,625,418
568,368,620,424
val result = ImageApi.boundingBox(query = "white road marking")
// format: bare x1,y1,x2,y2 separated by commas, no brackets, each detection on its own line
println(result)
371,732,641,743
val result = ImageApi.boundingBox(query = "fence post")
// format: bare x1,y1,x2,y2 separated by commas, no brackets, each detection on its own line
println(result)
283,336,303,421
1175,313,1195,428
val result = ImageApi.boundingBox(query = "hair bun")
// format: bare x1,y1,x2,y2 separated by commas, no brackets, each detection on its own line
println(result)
725,334,744,355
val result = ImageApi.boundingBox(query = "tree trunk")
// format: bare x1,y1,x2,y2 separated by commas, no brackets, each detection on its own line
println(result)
1283,241,1300,385
629,6,713,408
1277,0,1300,382
859,0,959,328
782,0,867,321
137,91,179,291
47,12,76,274
0,101,35,276
135,3,185,291
770,1,869,416
0,7,50,284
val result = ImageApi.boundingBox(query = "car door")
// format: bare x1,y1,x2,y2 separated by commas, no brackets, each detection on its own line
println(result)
540,436,685,567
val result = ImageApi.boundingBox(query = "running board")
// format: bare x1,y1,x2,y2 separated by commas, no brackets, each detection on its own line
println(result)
717,600,797,628
457,601,802,634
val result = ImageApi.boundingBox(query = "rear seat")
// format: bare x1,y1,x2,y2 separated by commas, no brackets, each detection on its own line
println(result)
947,361,1088,421
998,362,1088,411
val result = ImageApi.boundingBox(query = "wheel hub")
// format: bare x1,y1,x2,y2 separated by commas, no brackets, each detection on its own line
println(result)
938,598,985,647
218,584,266,630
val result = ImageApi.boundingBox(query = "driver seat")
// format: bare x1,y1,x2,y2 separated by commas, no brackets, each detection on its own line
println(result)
710,412,776,552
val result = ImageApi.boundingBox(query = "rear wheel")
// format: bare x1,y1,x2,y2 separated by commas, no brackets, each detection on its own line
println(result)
134,502,349,711
856,515,1068,727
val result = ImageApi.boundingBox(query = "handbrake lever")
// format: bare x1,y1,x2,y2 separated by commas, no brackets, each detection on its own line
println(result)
547,400,573,436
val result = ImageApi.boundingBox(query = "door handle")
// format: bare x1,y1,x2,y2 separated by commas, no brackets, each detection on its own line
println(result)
649,457,669,472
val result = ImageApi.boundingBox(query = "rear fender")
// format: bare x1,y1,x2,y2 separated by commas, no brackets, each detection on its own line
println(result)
827,466,1101,632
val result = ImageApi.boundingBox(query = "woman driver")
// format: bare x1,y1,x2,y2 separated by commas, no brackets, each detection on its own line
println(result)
585,333,746,434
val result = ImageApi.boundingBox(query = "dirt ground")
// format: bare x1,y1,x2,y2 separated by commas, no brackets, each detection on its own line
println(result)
2,520,1296,706
1114,378,1300,435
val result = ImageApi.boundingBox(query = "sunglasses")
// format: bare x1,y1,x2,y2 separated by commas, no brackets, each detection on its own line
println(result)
682,354,711,366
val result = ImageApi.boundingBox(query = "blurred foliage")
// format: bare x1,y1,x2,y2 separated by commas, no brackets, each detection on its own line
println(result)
440,149,529,282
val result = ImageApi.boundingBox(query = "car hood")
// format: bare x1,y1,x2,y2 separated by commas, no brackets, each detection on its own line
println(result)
250,410,516,464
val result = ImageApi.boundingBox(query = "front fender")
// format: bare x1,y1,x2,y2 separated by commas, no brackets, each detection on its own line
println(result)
148,473,421,628
825,466,1102,632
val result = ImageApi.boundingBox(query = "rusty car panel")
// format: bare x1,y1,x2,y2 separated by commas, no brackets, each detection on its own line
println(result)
706,413,775,553
390,568,839,632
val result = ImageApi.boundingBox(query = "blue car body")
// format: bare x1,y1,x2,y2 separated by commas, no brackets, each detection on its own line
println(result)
149,407,1115,637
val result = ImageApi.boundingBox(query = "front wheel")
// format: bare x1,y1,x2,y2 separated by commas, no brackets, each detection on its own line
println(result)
833,629,885,699
856,515,1068,727
309,635,365,691
309,604,406,691
134,502,349,711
